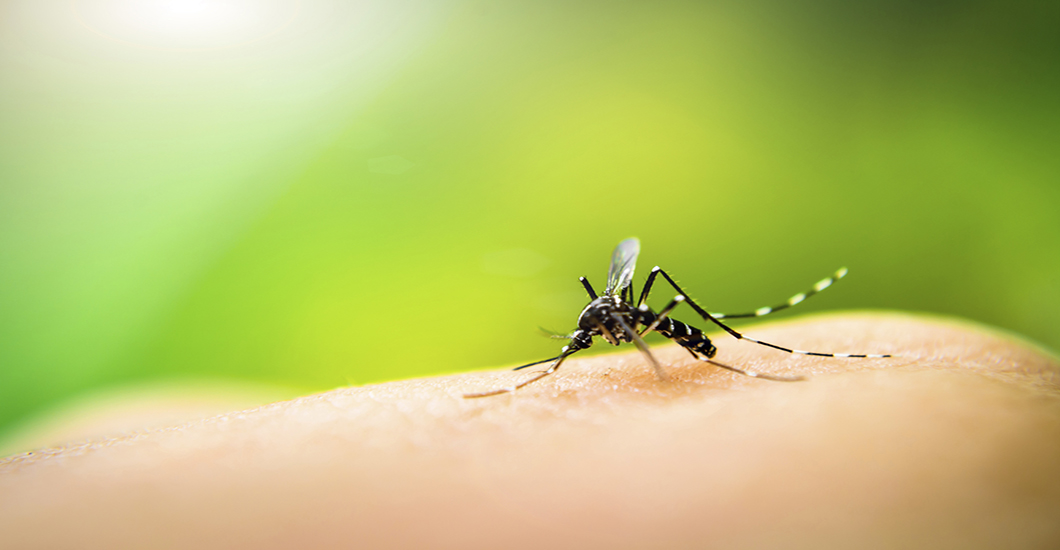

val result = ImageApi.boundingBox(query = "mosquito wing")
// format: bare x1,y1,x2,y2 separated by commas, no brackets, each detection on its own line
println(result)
604,238,640,297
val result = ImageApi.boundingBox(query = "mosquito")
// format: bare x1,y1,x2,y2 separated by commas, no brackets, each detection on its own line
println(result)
464,238,891,398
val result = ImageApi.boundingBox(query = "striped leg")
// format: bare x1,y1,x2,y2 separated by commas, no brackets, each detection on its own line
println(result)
701,357,806,382
638,295,686,335
710,267,849,320
648,314,804,382
646,267,892,359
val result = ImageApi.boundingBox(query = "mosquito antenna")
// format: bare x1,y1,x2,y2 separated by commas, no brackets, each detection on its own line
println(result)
538,327,573,339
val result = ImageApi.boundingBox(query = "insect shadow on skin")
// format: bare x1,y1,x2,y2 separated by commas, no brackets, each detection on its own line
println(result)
465,238,892,398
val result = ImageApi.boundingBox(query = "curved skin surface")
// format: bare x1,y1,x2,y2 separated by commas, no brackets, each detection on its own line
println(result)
2,312,1060,549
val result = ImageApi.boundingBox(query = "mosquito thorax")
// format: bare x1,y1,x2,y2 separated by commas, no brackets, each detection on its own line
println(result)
577,296,637,345
577,296,616,328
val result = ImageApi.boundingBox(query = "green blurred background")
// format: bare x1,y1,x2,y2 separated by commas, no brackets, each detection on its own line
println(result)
1,0,1058,439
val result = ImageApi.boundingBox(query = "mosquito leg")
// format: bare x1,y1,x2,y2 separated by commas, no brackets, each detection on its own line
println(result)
464,352,576,398
650,268,891,359
579,277,598,300
608,312,668,381
636,267,661,308
649,318,806,382
635,309,808,382
512,354,565,371
593,316,620,346
702,358,805,382
709,267,848,320
645,267,740,338
638,295,685,335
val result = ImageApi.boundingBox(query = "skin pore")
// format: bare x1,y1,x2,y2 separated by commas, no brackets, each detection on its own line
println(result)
2,312,1059,549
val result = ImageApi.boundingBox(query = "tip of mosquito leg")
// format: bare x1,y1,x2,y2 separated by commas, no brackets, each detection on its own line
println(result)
463,388,512,399
760,373,806,382
645,359,669,381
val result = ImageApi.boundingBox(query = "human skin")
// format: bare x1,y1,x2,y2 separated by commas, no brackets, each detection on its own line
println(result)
2,313,1059,549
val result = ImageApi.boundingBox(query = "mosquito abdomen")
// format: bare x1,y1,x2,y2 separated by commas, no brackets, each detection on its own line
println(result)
654,318,717,359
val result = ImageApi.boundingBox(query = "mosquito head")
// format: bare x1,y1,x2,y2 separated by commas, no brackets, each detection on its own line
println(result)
569,329,593,351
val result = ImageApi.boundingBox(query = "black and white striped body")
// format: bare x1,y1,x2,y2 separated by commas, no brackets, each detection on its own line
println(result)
637,310,718,360
567,296,718,360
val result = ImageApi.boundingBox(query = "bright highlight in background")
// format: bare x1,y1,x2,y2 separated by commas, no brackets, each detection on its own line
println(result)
75,0,300,50
0,0,446,443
